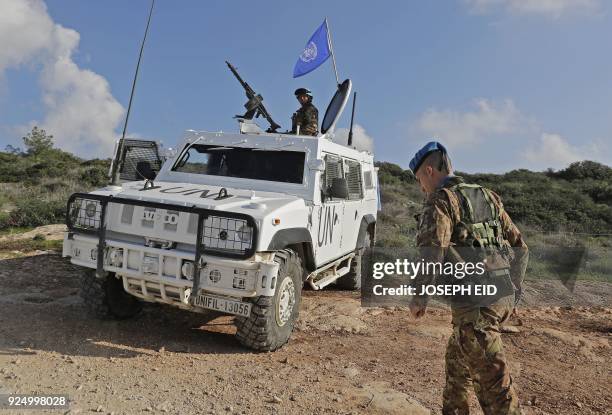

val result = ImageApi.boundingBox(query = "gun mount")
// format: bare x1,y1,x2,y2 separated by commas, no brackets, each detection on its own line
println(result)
226,61,281,133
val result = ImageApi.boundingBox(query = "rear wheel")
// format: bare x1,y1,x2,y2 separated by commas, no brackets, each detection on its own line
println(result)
80,270,142,319
336,232,372,290
235,249,303,351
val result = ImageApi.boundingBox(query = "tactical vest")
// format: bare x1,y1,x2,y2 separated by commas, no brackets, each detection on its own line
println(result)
442,182,514,305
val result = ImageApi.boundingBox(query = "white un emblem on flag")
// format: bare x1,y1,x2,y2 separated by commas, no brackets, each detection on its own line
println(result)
299,41,318,63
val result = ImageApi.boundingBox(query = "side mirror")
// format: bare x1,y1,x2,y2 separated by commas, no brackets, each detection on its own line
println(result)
330,177,349,199
136,161,157,180
308,159,325,172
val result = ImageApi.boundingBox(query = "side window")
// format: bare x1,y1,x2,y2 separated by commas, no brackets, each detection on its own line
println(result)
322,154,343,200
344,159,363,200
364,170,374,189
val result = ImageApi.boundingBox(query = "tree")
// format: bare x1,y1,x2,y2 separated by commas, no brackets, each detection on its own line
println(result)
556,161,612,182
4,144,22,154
22,126,54,155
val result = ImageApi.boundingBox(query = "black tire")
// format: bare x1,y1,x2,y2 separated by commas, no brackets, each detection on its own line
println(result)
80,270,142,319
336,232,372,290
235,249,303,351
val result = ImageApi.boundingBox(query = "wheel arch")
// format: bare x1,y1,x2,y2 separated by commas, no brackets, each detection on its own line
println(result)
356,214,376,249
266,228,316,276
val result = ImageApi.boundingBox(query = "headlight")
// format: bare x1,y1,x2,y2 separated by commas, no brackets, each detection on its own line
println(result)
69,197,102,230
85,202,98,218
107,248,123,267
236,224,252,242
201,216,255,257
209,269,222,283
181,261,194,281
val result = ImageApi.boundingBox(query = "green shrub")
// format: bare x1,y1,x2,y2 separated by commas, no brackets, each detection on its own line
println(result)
5,197,66,228
80,166,109,187
0,211,9,229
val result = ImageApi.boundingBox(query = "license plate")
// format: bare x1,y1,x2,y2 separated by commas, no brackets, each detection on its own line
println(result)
193,294,251,317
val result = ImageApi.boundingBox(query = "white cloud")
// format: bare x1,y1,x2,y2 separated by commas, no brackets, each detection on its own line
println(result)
414,98,532,147
0,0,124,157
410,99,610,171
333,124,374,152
465,0,601,18
523,132,598,169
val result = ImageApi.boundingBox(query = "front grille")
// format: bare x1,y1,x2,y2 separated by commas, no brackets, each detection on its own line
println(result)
203,216,253,256
66,193,258,260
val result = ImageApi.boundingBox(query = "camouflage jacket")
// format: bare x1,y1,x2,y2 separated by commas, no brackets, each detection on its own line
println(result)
413,176,529,300
291,102,318,136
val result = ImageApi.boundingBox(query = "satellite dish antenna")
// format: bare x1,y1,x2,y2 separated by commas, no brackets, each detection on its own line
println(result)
320,79,352,135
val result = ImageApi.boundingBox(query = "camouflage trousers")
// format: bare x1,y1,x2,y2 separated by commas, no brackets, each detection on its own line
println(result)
442,296,521,415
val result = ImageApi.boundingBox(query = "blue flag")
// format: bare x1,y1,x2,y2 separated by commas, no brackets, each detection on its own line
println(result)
293,20,331,78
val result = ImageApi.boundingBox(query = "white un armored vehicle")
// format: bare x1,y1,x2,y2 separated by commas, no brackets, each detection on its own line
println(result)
63,67,378,351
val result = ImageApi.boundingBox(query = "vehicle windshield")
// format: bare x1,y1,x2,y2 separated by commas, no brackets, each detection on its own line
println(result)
172,144,305,184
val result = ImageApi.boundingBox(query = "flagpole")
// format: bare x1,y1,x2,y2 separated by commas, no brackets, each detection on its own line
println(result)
325,18,340,86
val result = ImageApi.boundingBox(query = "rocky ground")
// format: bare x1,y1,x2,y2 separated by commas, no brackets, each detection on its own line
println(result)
0,229,610,414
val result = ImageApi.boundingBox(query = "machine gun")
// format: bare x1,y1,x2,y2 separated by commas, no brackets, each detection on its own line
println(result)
226,61,281,133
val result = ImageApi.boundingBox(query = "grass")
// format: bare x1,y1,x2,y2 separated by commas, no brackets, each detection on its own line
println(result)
0,226,35,237
0,238,62,253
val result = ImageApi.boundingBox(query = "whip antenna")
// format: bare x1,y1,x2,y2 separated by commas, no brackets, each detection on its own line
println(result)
348,92,356,147
110,0,155,185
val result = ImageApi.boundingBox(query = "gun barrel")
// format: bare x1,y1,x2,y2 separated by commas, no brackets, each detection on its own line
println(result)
225,60,281,132
226,61,252,93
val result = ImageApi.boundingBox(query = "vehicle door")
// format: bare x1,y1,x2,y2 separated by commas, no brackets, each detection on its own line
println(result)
312,153,345,265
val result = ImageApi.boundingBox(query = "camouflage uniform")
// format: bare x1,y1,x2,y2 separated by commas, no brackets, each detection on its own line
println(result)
413,176,528,415
291,102,318,136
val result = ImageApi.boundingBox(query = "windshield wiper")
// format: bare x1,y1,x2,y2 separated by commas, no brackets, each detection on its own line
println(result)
204,146,234,151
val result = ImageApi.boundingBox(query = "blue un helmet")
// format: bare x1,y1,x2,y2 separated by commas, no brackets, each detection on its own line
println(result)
409,141,449,174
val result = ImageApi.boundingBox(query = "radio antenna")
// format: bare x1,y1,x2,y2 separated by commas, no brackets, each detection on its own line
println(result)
110,0,155,185
348,92,356,147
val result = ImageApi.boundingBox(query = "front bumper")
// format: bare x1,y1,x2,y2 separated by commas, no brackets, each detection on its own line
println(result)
63,233,279,309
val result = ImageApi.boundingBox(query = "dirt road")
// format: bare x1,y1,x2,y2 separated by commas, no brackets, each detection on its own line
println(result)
0,251,610,414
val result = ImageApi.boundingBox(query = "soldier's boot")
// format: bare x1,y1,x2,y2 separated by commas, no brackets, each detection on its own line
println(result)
458,321,521,415
442,333,472,415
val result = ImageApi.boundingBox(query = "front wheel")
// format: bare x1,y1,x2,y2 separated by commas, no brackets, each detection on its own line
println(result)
235,249,303,351
80,270,143,319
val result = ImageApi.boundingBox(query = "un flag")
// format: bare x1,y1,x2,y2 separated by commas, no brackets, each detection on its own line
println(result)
293,20,331,78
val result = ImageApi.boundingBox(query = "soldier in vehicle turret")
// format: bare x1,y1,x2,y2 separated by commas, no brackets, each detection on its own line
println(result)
291,88,319,136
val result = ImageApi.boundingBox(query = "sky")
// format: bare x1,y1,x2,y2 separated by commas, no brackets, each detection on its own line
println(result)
0,0,610,173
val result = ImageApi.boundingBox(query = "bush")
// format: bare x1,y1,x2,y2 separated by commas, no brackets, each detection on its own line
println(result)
555,161,612,182
80,166,109,187
0,211,9,229
5,197,66,228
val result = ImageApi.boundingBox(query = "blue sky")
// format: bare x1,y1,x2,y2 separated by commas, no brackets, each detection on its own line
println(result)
0,0,610,172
